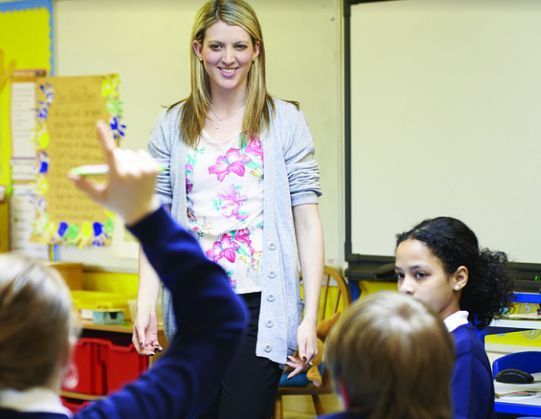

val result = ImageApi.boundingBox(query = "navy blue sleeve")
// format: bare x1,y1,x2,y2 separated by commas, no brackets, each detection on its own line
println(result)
74,207,248,419
451,325,495,419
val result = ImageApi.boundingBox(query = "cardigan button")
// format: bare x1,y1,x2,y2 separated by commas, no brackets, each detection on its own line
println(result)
265,320,274,328
268,271,276,279
267,294,275,302
268,242,276,250
264,345,272,353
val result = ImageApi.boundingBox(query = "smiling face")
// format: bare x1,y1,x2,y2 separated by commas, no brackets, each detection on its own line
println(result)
395,239,465,319
193,20,260,98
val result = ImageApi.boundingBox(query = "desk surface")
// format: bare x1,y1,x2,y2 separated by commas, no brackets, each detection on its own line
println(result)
491,318,541,331
495,372,541,414
491,292,541,414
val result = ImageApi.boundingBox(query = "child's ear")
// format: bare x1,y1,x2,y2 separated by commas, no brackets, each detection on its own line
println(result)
451,266,468,292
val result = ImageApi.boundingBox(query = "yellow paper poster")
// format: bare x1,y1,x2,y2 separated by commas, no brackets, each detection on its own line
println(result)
32,74,126,247
0,0,53,183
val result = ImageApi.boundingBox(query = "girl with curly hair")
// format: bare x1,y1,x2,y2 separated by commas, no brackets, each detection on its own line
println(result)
395,216,513,419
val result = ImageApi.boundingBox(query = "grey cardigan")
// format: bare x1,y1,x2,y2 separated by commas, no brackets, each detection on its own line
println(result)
148,99,321,364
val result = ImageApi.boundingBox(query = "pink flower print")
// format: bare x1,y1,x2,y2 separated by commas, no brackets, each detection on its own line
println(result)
235,228,252,247
245,137,263,159
235,228,256,258
206,234,239,263
209,148,250,181
219,186,247,220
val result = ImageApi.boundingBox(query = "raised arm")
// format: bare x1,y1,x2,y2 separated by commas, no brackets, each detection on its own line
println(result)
70,121,247,419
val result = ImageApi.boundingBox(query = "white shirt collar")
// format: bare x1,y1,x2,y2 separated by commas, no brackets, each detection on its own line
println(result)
444,310,469,333
0,387,72,416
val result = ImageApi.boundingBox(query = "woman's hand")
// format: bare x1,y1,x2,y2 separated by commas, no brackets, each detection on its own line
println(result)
286,319,318,379
132,309,163,356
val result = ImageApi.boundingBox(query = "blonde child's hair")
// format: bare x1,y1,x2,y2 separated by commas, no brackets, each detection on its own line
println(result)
325,291,454,419
0,254,79,390
177,0,274,145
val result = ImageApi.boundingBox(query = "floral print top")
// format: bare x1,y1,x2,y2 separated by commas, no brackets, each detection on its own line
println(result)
185,130,264,293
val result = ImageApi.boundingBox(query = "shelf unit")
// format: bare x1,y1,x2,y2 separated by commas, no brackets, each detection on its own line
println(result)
487,292,541,335
61,320,166,405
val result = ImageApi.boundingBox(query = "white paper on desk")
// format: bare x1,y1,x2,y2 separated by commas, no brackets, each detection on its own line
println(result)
496,390,541,400
9,184,48,260
11,82,36,158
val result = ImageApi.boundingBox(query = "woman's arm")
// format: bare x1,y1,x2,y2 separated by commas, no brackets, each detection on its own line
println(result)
281,103,324,377
133,109,174,355
294,204,324,330
286,204,324,378
132,249,162,355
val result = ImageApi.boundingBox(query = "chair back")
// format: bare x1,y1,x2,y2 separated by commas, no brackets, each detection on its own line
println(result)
492,351,541,376
301,266,351,324
274,266,351,418
318,266,351,323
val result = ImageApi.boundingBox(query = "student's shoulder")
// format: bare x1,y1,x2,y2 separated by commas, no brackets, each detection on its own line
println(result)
452,323,489,360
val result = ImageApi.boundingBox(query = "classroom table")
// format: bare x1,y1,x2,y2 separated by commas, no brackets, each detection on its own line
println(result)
489,292,541,416
494,372,541,416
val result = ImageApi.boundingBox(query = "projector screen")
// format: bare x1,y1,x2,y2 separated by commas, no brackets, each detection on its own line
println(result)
347,0,541,264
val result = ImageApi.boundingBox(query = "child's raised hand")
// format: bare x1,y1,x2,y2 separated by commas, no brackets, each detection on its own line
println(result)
69,120,160,225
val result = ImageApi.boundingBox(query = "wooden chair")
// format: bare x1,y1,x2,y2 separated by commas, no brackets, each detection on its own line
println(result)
273,266,351,419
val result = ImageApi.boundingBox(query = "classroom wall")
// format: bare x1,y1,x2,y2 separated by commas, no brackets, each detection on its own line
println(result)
4,0,539,356
53,0,344,269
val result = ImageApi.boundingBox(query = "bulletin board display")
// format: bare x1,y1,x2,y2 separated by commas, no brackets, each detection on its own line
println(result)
1,0,53,181
0,0,53,253
32,74,124,247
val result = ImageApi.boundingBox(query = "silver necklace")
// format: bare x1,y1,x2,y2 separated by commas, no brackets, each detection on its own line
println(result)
208,105,246,129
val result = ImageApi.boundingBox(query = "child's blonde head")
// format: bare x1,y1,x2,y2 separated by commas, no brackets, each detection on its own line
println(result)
0,254,78,390
325,291,454,419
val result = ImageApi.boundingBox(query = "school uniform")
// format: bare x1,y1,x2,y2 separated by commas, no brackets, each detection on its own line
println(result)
445,311,495,419
0,206,247,419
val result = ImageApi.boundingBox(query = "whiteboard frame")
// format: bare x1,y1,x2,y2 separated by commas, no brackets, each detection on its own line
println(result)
343,0,541,286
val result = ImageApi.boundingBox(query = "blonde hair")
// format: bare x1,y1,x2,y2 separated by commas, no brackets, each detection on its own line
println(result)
325,291,454,419
0,254,79,390
178,0,274,145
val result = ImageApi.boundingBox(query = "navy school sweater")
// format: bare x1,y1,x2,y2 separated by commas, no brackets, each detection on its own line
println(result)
0,206,248,419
